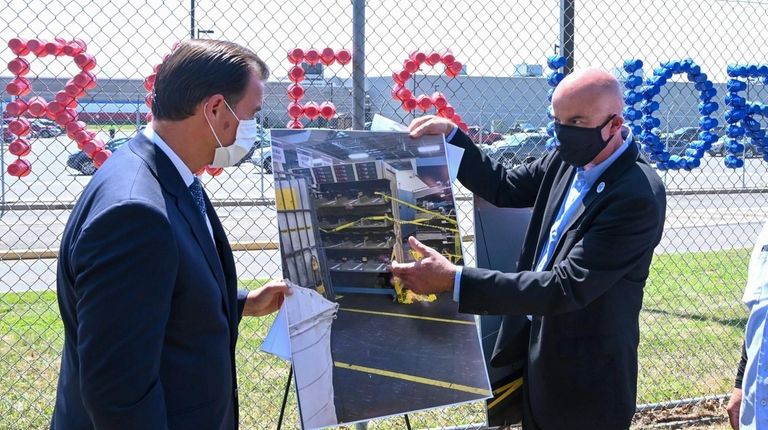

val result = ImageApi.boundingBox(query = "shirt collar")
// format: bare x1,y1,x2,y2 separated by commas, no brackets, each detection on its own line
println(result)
576,125,632,190
143,124,195,188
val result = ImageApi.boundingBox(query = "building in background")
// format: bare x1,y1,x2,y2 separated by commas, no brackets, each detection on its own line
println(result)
1,73,720,132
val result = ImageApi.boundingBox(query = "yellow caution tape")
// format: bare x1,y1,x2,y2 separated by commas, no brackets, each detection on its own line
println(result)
488,377,523,410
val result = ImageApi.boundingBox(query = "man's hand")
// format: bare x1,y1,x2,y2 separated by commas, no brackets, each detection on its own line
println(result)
726,387,742,429
408,115,456,138
388,236,456,295
243,280,292,317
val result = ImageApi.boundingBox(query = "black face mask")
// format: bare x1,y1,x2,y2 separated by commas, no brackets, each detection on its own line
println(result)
554,114,617,167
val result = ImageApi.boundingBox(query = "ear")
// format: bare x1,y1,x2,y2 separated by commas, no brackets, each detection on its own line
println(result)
205,94,226,119
610,115,624,134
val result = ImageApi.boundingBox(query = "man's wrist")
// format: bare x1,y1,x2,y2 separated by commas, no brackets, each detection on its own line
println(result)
445,126,459,142
242,290,257,317
452,266,463,302
445,264,458,293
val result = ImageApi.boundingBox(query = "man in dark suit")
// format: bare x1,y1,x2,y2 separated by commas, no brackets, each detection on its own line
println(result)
52,40,290,430
391,68,667,429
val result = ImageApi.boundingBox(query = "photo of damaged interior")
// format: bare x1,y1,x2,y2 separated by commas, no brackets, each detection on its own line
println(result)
270,129,490,429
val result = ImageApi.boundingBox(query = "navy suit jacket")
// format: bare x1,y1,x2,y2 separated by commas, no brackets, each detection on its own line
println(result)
52,134,248,430
451,130,666,429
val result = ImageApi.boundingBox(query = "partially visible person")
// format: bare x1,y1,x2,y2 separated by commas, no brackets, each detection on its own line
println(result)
731,220,768,430
727,346,745,429
52,39,290,430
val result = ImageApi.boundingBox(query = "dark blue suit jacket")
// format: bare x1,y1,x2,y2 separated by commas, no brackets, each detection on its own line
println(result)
451,130,666,429
52,134,248,430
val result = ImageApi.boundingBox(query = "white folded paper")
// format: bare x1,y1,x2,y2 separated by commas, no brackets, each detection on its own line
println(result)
261,283,339,429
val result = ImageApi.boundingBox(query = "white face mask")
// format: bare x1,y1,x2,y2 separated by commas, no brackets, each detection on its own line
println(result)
205,100,260,168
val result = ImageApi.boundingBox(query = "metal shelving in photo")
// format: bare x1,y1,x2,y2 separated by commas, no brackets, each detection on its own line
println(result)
308,160,405,298
401,183,463,266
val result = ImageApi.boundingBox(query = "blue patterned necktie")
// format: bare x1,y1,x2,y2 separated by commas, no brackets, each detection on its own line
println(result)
574,168,588,191
188,177,207,218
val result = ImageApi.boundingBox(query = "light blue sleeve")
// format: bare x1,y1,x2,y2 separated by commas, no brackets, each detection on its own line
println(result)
446,127,459,142
453,266,463,302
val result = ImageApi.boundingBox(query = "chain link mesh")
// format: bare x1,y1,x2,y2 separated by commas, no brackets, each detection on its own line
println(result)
1,0,768,428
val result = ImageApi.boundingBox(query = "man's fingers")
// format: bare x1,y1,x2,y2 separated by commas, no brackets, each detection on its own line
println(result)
408,115,434,133
403,279,427,294
389,260,417,276
395,273,418,290
410,116,446,138
726,389,742,430
408,236,436,256
728,410,739,430
265,280,290,290
265,283,292,296
410,122,431,139
410,119,446,138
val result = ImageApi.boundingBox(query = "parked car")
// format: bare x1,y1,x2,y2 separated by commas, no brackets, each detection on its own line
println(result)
2,118,63,139
30,119,64,138
250,135,274,173
658,126,698,155
67,137,131,175
466,126,503,146
510,121,539,133
487,133,550,167
658,126,725,155
708,136,764,158
660,126,715,155
2,125,13,143
661,127,699,145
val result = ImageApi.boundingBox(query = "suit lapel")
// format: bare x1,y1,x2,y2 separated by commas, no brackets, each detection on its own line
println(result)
550,140,643,260
204,193,239,329
175,186,230,321
129,135,230,320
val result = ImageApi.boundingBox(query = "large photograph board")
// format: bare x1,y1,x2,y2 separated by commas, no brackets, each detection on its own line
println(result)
268,129,492,428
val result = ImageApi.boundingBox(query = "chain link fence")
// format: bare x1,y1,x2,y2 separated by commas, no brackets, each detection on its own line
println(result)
1,0,768,428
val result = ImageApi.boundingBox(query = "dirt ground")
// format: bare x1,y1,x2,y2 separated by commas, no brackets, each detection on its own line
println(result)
631,398,730,429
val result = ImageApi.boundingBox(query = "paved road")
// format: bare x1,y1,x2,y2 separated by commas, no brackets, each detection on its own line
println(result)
660,193,768,254
1,132,276,206
3,192,766,293
2,133,767,205
1,133,767,292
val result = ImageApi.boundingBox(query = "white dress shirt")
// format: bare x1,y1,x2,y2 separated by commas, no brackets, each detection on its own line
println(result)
142,125,214,239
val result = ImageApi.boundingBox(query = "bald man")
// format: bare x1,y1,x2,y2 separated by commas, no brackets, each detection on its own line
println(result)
390,68,667,429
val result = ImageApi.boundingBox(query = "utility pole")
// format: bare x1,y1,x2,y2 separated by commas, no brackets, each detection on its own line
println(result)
560,0,575,74
190,0,195,39
352,0,366,130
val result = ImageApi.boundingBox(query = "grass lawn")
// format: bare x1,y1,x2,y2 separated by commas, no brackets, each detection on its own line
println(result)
0,248,751,429
638,248,749,405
